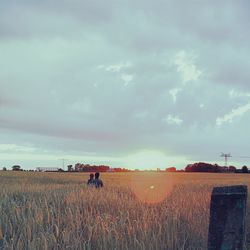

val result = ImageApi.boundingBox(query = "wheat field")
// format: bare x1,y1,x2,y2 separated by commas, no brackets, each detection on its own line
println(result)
0,171,250,250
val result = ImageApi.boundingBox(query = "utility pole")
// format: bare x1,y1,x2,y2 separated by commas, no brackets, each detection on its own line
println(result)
220,153,231,167
59,158,67,171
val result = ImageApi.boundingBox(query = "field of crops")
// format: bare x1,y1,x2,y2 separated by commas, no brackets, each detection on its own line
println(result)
0,171,250,250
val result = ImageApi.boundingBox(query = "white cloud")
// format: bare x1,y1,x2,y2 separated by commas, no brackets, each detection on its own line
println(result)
163,114,183,126
229,89,238,98
121,74,134,86
216,103,250,126
229,89,250,98
98,62,134,86
174,50,202,85
103,62,132,73
169,88,182,103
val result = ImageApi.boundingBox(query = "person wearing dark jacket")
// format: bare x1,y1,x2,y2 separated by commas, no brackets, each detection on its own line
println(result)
87,173,95,186
93,172,103,188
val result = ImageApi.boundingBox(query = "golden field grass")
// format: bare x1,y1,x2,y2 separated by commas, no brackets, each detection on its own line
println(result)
0,171,250,250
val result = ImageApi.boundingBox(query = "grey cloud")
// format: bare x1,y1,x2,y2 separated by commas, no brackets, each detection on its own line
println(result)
1,0,250,168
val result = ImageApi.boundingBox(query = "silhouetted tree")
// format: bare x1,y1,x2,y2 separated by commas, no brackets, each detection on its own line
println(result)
12,165,21,171
185,162,222,172
229,166,236,173
67,165,73,172
74,163,110,172
2,167,7,171
242,165,248,173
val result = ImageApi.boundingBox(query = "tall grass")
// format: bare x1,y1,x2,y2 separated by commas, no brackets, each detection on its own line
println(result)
0,171,250,249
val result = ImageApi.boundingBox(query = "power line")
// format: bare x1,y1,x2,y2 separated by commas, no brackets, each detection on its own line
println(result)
219,154,250,166
234,156,250,159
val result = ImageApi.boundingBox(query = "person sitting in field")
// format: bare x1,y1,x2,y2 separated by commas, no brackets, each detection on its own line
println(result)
87,173,95,186
93,172,103,188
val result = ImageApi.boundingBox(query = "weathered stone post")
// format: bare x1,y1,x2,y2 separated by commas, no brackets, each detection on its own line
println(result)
208,185,248,250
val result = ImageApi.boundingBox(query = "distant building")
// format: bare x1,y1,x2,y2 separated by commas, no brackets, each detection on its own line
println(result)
166,167,176,172
36,167,59,172
107,168,114,172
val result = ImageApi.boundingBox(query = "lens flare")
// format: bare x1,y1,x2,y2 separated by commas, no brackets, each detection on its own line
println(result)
130,172,173,204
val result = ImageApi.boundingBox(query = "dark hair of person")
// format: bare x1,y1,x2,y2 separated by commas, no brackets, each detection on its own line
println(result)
95,172,100,179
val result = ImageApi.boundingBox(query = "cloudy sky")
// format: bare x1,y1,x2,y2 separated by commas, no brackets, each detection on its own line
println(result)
1,0,250,170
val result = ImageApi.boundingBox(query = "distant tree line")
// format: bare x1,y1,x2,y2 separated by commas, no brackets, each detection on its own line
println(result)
1,162,249,173
72,163,131,172
185,162,248,173
242,165,249,173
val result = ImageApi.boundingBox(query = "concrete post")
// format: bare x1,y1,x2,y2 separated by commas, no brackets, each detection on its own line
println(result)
208,185,248,250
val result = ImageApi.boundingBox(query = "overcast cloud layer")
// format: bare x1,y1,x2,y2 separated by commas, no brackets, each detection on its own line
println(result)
1,0,250,169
